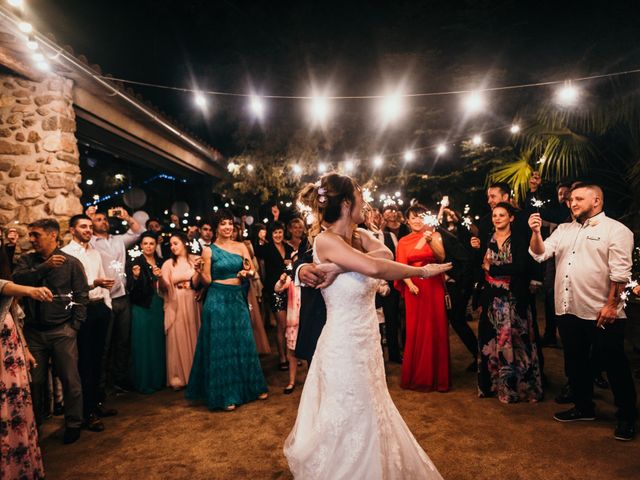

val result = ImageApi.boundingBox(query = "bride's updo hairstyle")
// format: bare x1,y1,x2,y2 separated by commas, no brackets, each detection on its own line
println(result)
298,172,359,238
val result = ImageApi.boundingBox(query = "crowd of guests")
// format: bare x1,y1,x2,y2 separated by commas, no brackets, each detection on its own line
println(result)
1,171,639,478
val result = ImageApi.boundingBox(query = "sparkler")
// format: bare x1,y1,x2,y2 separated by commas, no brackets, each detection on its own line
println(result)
530,196,548,213
52,292,82,310
420,212,440,228
108,260,126,278
462,216,473,230
128,246,143,261
190,239,202,255
620,279,639,308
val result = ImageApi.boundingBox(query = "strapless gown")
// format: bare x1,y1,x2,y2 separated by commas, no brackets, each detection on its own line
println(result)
283,250,443,479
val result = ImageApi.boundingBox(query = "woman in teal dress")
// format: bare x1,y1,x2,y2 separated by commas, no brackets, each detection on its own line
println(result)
187,210,269,411
127,231,166,394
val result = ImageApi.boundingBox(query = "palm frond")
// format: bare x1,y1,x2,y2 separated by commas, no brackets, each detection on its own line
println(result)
488,154,533,203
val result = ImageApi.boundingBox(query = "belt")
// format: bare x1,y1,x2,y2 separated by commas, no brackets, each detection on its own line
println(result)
175,281,192,290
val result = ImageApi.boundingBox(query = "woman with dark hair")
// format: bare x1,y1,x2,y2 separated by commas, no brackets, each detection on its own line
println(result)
395,203,450,392
256,221,293,370
159,232,202,390
284,173,450,478
1,245,48,479
187,209,268,411
477,201,543,403
127,231,166,394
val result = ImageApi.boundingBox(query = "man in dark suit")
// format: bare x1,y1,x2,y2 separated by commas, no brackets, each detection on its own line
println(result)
438,226,478,370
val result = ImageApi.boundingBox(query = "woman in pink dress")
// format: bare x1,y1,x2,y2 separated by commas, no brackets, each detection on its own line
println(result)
1,259,50,479
160,232,202,390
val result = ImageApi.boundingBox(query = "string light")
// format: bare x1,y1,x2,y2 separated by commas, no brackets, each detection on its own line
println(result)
8,0,23,7
310,96,329,123
246,163,254,172
403,150,415,162
32,52,44,62
463,91,485,114
85,179,94,185
17,21,32,33
510,124,521,134
35,61,49,71
436,144,447,154
26,37,38,50
556,82,579,106
194,92,207,109
344,159,354,172
373,155,383,168
249,95,265,118
292,164,302,175
378,93,404,123
318,162,327,173
472,135,482,145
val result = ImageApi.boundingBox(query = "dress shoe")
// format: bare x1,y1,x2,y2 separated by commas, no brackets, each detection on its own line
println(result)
614,421,636,441
555,383,574,404
593,375,609,390
84,414,105,432
95,403,118,417
283,384,295,395
63,427,81,444
553,407,596,422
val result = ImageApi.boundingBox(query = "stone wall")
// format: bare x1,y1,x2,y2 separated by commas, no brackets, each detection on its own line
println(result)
0,73,82,252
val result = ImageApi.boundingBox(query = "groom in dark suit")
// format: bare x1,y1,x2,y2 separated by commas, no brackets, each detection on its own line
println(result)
293,239,343,363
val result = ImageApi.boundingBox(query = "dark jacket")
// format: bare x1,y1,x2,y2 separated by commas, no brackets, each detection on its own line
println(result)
438,227,472,290
127,254,162,308
13,249,89,330
478,232,531,318
255,242,294,294
293,243,327,362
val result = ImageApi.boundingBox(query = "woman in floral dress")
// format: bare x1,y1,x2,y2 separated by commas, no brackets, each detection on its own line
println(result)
1,248,50,479
477,202,543,403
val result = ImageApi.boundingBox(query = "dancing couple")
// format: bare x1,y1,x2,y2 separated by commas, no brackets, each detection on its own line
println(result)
284,172,450,479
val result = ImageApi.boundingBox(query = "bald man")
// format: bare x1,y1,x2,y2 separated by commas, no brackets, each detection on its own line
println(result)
529,182,637,441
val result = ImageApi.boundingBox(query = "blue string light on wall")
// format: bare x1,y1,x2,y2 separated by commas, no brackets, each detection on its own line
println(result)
84,173,186,207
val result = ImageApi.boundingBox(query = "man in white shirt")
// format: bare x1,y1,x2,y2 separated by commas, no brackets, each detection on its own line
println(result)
529,182,637,441
62,214,116,432
86,205,142,393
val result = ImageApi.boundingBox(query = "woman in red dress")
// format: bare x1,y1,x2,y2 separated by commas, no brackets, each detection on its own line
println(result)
395,203,450,392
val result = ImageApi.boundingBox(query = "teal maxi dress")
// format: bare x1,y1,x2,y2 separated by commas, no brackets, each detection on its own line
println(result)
128,256,166,394
186,244,268,409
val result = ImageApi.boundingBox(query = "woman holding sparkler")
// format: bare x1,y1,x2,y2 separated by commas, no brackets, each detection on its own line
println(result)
477,202,543,403
395,203,450,392
159,232,202,390
186,209,268,411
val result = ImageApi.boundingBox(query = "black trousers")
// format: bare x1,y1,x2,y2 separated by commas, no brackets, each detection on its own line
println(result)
557,314,637,421
380,289,402,361
446,281,477,358
100,295,132,395
78,302,110,418
543,260,558,341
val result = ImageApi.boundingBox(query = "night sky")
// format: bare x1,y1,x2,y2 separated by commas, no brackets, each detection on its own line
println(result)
29,0,640,158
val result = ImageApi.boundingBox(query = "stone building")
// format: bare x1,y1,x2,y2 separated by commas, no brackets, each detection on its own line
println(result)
0,8,224,253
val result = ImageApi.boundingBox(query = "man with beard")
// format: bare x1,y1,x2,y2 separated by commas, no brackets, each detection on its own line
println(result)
529,183,637,441
62,214,116,432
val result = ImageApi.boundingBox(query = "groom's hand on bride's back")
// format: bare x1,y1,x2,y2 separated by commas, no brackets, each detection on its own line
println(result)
314,263,344,289
299,264,327,289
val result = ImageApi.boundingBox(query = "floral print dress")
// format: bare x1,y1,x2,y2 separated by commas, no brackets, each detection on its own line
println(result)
1,280,45,479
477,236,543,403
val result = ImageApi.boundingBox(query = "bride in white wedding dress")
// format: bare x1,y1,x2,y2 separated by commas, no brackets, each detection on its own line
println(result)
284,173,450,480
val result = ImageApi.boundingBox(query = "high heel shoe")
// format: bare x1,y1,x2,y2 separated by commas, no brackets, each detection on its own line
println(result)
224,404,236,411
283,384,295,395
257,392,269,400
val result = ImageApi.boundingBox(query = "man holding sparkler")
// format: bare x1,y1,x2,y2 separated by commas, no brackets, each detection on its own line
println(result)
529,183,637,441
13,218,89,444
